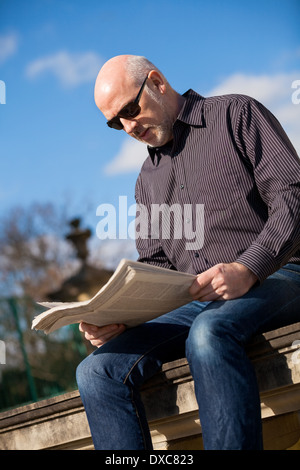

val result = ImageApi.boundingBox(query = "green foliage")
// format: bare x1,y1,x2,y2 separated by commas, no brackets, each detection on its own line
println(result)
0,297,87,412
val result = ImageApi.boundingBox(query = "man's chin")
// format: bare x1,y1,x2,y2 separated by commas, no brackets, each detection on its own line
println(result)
133,127,172,148
134,128,153,145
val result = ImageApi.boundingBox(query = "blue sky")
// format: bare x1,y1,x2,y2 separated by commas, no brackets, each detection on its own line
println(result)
0,0,300,265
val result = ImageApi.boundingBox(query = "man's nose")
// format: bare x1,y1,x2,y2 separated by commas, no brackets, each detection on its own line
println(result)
120,118,138,134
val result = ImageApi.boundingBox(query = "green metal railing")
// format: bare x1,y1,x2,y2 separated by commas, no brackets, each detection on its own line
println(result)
0,297,87,412
7,298,38,402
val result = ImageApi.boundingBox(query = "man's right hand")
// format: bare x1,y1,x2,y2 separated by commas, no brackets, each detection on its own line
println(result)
79,322,126,348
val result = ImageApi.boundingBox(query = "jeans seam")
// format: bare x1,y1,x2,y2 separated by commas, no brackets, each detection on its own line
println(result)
122,329,189,385
281,267,300,276
130,386,149,450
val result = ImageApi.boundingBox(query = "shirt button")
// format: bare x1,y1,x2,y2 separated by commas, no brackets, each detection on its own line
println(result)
194,252,199,258
180,184,184,189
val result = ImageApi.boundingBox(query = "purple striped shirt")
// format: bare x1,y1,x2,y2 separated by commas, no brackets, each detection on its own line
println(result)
135,90,300,282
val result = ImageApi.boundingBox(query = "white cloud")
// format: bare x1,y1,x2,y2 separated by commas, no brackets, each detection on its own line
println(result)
205,72,300,154
104,138,149,175
206,73,291,104
26,50,103,87
0,33,18,64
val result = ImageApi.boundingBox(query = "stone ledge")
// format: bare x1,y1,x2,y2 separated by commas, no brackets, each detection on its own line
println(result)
141,323,300,421
0,390,92,450
0,322,299,450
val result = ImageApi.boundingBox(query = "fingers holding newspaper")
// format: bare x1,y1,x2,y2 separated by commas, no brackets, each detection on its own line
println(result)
189,262,258,301
79,322,126,348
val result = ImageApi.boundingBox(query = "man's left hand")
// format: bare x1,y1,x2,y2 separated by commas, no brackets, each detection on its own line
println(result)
189,262,258,301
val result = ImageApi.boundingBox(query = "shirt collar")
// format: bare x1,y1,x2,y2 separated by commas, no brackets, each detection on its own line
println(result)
177,89,205,126
147,89,205,164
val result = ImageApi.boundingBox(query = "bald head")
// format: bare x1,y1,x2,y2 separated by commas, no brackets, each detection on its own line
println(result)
94,55,161,112
94,55,128,107
93,54,185,147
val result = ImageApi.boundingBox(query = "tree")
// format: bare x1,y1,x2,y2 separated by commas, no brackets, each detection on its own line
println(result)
0,202,79,299
0,202,88,411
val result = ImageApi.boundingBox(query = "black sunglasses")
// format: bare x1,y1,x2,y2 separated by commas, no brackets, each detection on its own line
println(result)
107,75,148,130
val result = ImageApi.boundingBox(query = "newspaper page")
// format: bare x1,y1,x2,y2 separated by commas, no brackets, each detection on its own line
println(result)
32,259,196,334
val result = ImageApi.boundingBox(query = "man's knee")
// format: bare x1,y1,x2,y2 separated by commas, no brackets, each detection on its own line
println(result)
186,311,241,362
76,350,118,391
76,354,95,391
186,315,218,354
76,347,149,393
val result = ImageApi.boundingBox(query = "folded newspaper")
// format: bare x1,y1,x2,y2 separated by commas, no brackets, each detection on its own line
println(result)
32,259,196,334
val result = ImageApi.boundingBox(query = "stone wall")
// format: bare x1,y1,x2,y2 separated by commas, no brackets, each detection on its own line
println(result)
0,323,299,450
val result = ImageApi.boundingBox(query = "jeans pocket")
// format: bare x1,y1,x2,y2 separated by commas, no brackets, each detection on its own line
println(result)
280,264,300,284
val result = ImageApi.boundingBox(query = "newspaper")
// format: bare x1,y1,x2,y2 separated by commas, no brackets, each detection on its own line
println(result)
32,259,196,334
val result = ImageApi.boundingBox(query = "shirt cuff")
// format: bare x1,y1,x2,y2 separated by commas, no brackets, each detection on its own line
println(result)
236,243,279,283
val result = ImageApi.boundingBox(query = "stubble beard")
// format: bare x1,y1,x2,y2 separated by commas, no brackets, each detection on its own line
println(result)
133,86,174,147
133,121,173,147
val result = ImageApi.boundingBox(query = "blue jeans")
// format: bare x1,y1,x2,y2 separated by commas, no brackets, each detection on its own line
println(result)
76,264,300,450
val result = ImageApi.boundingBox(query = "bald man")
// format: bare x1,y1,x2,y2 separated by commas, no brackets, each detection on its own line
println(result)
94,55,182,147
76,55,300,450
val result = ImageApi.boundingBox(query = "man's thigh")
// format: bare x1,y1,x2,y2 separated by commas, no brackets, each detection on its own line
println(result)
194,264,300,344
89,301,208,387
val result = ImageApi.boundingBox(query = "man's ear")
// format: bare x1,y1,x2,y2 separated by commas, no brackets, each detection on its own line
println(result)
148,70,166,94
